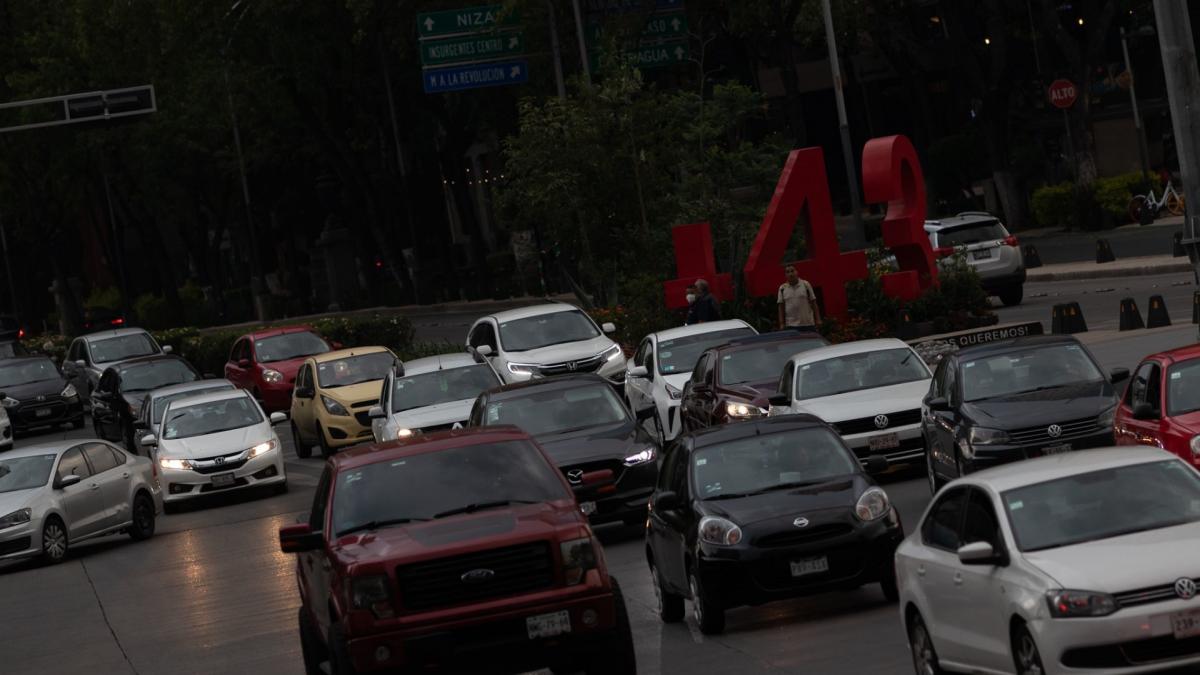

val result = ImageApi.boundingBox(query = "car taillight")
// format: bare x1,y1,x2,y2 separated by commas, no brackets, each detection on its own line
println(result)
111,317,125,326
16,328,24,339
1003,235,1019,247
934,247,955,258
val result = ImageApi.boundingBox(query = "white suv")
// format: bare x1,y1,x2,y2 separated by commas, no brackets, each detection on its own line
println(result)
925,212,1026,306
466,303,627,385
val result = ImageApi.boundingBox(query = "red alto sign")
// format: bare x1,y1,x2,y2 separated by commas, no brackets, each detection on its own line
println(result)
1047,79,1078,109
664,135,938,317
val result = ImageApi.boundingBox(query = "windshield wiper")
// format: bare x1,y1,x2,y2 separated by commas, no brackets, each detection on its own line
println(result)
1028,520,1196,552
339,517,430,537
431,499,539,519
745,480,827,496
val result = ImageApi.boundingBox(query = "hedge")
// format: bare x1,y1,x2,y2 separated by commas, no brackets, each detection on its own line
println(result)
1031,183,1076,228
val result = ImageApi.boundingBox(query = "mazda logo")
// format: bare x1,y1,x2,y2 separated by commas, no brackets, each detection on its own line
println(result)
793,517,809,528
460,568,495,584
1177,577,1198,600
213,456,226,465
873,415,889,430
1047,424,1063,438
567,469,584,485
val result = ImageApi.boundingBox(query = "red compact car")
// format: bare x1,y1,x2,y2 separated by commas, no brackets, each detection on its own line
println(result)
224,327,332,412
1114,344,1200,467
279,426,636,675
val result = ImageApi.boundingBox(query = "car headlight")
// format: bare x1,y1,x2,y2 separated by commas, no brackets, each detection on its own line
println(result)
0,396,18,408
699,516,742,546
159,457,194,471
321,395,349,416
725,401,765,419
0,507,31,529
665,383,682,400
397,428,414,438
1046,589,1117,618
601,344,623,362
623,446,655,466
854,487,890,521
247,439,277,458
507,362,537,376
261,369,284,384
61,384,77,399
561,537,598,585
1098,406,1116,429
968,426,1010,446
350,575,395,619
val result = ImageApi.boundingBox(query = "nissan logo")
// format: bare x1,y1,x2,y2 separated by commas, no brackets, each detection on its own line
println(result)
1177,577,1198,600
793,517,809,528
460,568,495,584
873,415,889,430
567,469,584,485
1047,424,1063,439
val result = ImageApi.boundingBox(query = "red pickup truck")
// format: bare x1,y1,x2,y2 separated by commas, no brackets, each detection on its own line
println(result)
280,426,636,674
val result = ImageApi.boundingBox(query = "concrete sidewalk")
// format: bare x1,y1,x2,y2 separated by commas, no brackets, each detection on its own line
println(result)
1026,254,1193,282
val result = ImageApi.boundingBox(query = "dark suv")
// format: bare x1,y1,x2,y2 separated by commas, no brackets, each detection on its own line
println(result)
279,426,636,675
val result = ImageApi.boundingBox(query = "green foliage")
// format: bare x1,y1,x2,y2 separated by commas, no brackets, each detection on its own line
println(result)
1094,172,1162,222
1031,183,1077,228
588,273,677,348
907,254,991,332
134,293,175,330
84,287,122,312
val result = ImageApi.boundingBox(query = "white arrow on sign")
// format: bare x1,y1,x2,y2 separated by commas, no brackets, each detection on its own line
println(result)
674,46,684,59
671,17,681,31
424,17,435,31
510,65,522,77
508,36,519,48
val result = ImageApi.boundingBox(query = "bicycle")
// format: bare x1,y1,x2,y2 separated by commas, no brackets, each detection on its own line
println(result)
1128,181,1186,223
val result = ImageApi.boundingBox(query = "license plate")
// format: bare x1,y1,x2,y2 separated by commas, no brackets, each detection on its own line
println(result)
790,556,829,578
1172,608,1200,639
972,249,993,260
1042,444,1071,456
579,501,596,516
34,408,51,417
869,433,900,451
526,610,571,639
211,473,236,488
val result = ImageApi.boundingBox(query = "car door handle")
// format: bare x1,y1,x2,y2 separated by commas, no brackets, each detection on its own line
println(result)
917,564,926,577
953,573,963,586
121,472,131,480
89,483,101,491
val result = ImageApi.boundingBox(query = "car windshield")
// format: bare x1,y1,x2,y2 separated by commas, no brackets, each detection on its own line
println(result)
118,360,198,393
1167,359,1200,416
499,310,600,352
719,339,826,385
152,384,236,422
1002,460,1200,552
657,328,754,375
90,333,159,364
255,332,330,363
960,344,1104,402
162,396,263,440
794,348,929,400
0,341,27,359
331,440,569,535
937,220,1006,247
693,427,859,499
485,383,628,436
391,364,500,413
0,358,61,388
0,454,56,494
316,352,395,388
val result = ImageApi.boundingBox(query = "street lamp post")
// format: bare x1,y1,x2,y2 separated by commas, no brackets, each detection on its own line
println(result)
820,0,864,237
1120,26,1155,179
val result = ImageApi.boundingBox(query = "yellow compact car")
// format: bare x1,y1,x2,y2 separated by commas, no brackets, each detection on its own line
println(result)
289,346,398,457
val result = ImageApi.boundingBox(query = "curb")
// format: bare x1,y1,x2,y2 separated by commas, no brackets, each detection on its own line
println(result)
1027,261,1193,282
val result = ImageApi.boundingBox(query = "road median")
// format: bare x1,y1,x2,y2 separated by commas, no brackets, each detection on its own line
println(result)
1026,255,1193,282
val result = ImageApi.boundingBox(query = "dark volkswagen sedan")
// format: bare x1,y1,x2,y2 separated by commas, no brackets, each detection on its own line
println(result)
645,416,902,635
923,334,1127,492
469,374,659,526
0,356,85,433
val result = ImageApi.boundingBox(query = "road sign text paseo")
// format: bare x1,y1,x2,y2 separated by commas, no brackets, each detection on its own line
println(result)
587,11,687,42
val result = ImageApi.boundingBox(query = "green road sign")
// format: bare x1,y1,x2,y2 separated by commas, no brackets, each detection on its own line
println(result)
586,11,687,43
417,5,519,39
591,39,688,71
421,31,524,67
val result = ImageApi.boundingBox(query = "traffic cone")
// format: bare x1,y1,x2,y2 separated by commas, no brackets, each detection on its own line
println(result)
1119,298,1145,331
1147,295,1171,328
1096,239,1116,263
1023,244,1043,268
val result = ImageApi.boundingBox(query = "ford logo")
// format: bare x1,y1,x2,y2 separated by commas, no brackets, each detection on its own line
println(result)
793,517,809,528
873,415,889,429
460,568,495,584
1047,424,1063,439
1177,577,1198,600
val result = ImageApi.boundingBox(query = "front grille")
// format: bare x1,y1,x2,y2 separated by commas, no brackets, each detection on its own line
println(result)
756,523,853,548
561,459,624,487
351,399,377,409
1008,416,1099,446
191,450,248,475
0,536,31,555
396,542,555,611
1115,577,1200,608
834,409,922,435
354,411,373,426
535,354,604,377
14,400,68,425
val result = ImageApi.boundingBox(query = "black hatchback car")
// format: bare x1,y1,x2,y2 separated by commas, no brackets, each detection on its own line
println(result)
0,356,85,433
93,354,202,452
645,415,902,635
922,334,1127,492
468,374,660,527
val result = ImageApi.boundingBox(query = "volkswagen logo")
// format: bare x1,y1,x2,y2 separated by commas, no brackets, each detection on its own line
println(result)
793,517,809,528
1047,424,1063,439
460,568,495,584
567,469,584,485
873,415,889,430
1177,577,1198,600
213,456,226,465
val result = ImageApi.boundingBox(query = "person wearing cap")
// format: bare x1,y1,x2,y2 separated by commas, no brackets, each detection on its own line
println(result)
691,279,721,324
777,263,820,330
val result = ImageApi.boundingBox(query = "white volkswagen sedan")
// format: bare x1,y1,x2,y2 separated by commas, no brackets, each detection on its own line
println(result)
897,447,1200,675
624,319,756,441
369,352,501,442
466,303,626,385
769,338,931,470
142,389,287,508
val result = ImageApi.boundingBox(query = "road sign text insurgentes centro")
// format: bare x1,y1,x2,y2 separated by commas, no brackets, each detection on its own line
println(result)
421,32,524,67
417,4,528,94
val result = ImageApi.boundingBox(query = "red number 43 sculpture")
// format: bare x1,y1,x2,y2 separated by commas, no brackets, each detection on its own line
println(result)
664,135,938,318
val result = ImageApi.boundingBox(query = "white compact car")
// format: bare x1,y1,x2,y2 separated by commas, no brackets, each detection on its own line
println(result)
624,319,756,441
136,379,237,452
370,352,501,442
897,447,1200,675
142,389,287,508
769,338,931,470
466,303,626,385
0,440,161,564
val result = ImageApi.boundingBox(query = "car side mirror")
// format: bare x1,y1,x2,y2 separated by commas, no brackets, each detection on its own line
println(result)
368,405,385,419
1131,402,1158,420
957,541,1007,566
279,523,323,553
269,412,288,425
629,365,648,379
474,344,493,358
768,392,790,407
1110,367,1130,384
653,490,681,511
238,358,251,369
926,396,950,412
161,345,173,354
56,474,82,489
133,420,147,430
864,455,889,474
140,433,157,447
601,322,616,334
576,469,613,489
635,406,657,422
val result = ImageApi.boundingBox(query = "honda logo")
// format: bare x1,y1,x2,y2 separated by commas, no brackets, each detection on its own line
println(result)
793,517,809,528
213,456,226,465
873,415,889,429
1047,424,1063,439
1177,577,1198,600
461,568,495,584
567,469,584,485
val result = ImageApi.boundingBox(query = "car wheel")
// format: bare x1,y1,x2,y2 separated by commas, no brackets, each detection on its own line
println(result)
297,607,326,675
128,494,156,541
999,285,1023,307
327,622,358,675
291,422,312,459
688,568,725,635
40,517,68,565
907,612,945,675
880,560,899,603
650,560,685,623
583,577,638,675
1012,623,1045,675
317,423,335,458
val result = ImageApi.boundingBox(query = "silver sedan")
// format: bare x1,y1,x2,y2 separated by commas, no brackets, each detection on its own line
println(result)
0,440,162,564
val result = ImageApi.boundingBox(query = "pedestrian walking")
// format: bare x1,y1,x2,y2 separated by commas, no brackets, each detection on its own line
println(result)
691,279,721,323
683,283,699,325
777,264,820,330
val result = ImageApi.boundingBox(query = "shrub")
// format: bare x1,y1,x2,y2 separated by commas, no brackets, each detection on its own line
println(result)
1094,172,1162,223
1031,183,1077,228
84,286,122,311
819,316,891,344
134,293,177,330
588,273,678,348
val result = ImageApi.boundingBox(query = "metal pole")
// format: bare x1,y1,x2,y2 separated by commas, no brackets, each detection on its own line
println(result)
1120,27,1152,179
0,214,19,317
1062,109,1077,179
1026,0,1043,74
547,0,567,98
100,168,130,319
820,0,863,234
570,0,591,87
223,63,267,321
379,39,421,302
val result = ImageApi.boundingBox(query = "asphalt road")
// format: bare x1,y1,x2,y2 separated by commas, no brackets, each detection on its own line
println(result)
1022,221,1180,265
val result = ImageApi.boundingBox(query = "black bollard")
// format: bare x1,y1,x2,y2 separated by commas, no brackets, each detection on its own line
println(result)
1096,239,1116,263
1174,231,1187,258
1023,244,1043,268
1119,298,1145,331
1147,295,1172,328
